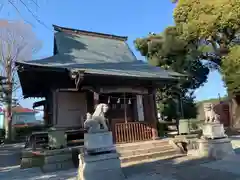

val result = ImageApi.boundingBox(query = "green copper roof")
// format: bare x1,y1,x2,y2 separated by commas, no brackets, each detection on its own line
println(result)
54,31,137,64
16,27,183,80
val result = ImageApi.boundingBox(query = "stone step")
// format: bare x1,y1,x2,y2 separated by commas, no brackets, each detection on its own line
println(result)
120,149,181,164
118,144,174,157
20,156,44,169
116,139,170,152
44,154,73,164
41,161,75,173
21,150,43,158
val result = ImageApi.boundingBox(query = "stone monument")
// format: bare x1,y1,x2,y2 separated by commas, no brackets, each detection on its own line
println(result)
78,103,124,180
193,103,235,159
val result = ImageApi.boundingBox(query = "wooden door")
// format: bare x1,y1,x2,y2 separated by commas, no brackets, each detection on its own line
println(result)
99,93,135,142
56,91,87,128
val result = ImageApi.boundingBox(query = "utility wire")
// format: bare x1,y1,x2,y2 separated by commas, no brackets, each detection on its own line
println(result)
18,0,51,31
29,0,40,8
7,0,33,27
8,0,52,31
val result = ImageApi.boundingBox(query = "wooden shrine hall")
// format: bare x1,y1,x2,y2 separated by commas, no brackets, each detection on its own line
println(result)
16,25,182,144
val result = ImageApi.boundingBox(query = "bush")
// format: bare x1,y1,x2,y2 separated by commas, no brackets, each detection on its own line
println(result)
157,122,167,137
188,119,203,130
0,129,5,138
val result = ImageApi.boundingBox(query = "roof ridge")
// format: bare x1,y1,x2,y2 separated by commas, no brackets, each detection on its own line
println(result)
53,24,128,41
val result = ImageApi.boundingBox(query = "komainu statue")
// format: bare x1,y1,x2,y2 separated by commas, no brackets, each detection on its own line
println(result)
203,103,220,123
84,103,109,133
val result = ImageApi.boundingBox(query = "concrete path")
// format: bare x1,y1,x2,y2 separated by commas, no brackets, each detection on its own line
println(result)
0,143,77,180
2,138,240,180
0,143,24,168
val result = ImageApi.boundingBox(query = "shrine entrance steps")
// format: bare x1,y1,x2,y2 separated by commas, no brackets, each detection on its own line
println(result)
116,138,185,164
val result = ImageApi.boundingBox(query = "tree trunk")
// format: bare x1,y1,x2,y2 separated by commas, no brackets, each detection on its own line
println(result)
5,92,12,141
4,58,12,141
230,97,240,129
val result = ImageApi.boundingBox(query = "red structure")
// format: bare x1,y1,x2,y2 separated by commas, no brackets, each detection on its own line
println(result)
213,102,230,127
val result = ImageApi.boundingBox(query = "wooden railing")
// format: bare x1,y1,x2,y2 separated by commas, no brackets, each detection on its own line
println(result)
114,122,153,144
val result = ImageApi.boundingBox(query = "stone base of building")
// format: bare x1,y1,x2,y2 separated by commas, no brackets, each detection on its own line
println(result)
21,146,83,172
21,150,44,169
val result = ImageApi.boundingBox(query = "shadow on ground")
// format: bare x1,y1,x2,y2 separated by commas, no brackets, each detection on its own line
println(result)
122,153,240,180
234,147,240,154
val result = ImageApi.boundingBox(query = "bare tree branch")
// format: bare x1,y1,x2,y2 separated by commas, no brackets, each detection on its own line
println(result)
0,2,4,12
0,20,41,140
0,20,41,91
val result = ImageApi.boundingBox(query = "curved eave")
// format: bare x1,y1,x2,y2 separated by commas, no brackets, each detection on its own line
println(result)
16,61,180,82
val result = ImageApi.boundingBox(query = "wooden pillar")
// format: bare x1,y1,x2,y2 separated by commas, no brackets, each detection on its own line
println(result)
86,91,94,114
136,95,145,121
43,104,48,126
143,89,159,140
149,89,159,140
93,92,99,108
48,92,54,127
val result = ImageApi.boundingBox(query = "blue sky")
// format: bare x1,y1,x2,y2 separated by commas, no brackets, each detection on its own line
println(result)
0,0,226,108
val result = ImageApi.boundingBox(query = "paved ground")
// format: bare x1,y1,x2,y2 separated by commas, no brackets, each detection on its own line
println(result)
0,143,23,168
1,136,240,180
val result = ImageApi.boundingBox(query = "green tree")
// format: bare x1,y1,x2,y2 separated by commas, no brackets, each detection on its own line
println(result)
173,0,240,92
135,27,209,120
172,0,240,127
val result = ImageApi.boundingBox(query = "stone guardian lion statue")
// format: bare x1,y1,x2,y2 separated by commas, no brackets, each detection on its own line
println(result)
84,103,109,133
203,103,220,123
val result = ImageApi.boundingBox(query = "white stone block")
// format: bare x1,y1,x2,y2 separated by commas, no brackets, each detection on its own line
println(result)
48,129,67,149
197,138,235,160
84,132,115,153
41,161,74,173
202,123,226,139
44,154,72,164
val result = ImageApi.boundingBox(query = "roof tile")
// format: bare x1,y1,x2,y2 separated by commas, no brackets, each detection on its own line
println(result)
16,26,183,80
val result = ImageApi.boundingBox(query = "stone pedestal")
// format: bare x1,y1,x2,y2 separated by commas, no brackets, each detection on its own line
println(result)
202,123,226,139
84,132,115,154
48,128,67,149
187,122,235,160
78,131,124,180
78,153,124,180
197,138,234,160
41,148,75,173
